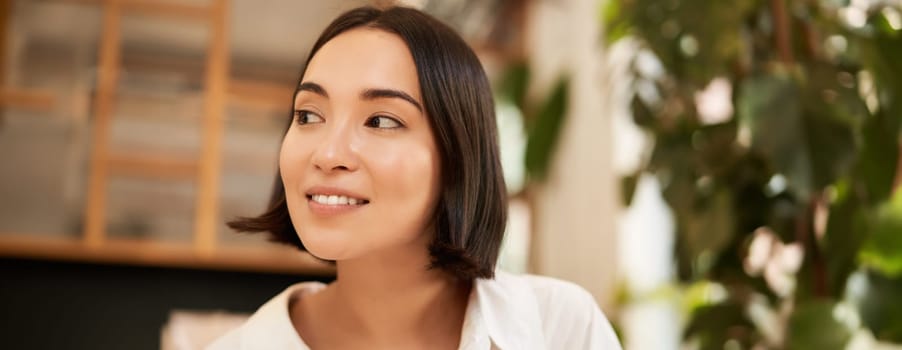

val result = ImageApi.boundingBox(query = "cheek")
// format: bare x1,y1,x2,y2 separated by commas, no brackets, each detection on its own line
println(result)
369,142,441,223
278,137,294,185
279,131,308,201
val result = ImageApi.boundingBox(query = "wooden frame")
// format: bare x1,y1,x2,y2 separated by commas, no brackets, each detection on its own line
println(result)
83,0,122,247
194,0,228,256
0,87,55,111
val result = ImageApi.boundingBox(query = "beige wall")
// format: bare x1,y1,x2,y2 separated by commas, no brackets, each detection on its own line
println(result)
526,0,620,311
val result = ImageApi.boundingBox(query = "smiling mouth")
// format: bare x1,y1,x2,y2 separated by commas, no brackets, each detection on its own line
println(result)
306,194,370,206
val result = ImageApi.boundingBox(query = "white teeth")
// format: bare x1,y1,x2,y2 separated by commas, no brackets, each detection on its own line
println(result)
310,194,365,206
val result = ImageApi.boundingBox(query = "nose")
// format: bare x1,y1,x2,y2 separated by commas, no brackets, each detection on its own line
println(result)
310,121,360,174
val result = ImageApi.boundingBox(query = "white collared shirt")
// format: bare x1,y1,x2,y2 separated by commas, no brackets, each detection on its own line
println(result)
207,270,622,350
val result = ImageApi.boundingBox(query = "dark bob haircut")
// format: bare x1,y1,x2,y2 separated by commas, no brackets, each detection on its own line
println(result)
228,6,507,280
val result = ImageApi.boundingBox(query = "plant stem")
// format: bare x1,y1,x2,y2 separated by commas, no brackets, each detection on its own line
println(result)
801,20,820,60
771,0,795,64
800,0,822,60
797,193,829,297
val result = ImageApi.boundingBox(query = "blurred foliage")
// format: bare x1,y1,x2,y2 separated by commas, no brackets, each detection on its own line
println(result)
496,61,571,181
524,78,569,180
606,0,902,348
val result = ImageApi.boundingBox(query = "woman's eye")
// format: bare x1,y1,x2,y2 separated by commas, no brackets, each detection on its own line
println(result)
294,110,324,125
364,115,403,129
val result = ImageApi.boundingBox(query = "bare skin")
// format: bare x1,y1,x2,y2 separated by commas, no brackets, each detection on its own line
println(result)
290,240,471,349
281,28,471,349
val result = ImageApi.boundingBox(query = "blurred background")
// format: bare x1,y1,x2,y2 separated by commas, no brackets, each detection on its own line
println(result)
1,0,900,349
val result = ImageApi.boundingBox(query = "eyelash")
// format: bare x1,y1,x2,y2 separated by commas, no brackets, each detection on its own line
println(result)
294,110,323,125
293,110,405,130
364,115,404,129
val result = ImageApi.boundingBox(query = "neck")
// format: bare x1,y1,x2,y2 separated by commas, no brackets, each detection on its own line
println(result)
328,246,471,345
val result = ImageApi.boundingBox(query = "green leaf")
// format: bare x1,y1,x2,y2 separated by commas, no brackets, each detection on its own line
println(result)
695,123,740,177
853,271,902,343
496,62,531,113
620,173,639,206
823,193,871,297
684,189,736,274
600,0,620,28
859,190,902,277
524,78,569,180
786,300,853,350
737,73,812,197
624,0,755,84
856,21,902,209
799,63,861,191
856,110,900,205
873,8,902,37
855,111,899,206
859,19,902,134
737,70,859,199
800,108,858,191
684,301,757,350
649,132,697,280
601,0,631,45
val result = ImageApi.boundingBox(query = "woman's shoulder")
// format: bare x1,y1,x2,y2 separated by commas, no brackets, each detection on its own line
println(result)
206,281,326,350
519,273,597,306
486,270,602,316
476,270,622,349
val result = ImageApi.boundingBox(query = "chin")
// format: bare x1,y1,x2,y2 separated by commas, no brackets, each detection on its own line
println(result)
296,228,354,261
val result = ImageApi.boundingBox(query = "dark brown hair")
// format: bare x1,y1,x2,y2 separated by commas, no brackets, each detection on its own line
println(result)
228,6,507,280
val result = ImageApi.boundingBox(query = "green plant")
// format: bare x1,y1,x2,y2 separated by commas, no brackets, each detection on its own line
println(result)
606,0,902,348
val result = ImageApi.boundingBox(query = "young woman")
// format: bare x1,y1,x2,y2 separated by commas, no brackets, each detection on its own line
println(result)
209,5,621,350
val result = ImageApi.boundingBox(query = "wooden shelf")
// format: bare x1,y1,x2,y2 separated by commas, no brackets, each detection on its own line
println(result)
108,152,198,180
0,87,56,111
59,0,212,21
6,0,304,275
0,234,335,276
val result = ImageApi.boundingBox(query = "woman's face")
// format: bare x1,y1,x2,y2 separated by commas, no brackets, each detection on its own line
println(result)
280,28,441,261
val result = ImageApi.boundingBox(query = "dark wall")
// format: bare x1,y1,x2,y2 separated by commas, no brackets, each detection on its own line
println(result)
0,257,332,350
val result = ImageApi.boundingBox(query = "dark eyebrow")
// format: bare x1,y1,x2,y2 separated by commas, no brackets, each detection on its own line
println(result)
296,82,328,98
296,82,422,112
361,88,423,112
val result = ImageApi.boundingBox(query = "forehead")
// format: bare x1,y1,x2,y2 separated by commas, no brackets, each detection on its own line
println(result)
302,28,421,101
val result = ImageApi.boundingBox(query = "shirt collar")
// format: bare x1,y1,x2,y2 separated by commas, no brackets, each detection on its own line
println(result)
471,270,547,350
238,282,324,350
234,271,545,350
